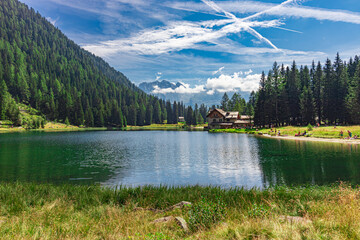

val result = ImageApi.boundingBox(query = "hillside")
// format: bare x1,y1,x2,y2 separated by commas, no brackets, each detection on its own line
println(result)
0,0,181,127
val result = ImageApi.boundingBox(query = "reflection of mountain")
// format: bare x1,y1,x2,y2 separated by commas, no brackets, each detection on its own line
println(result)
256,139,360,186
139,80,250,106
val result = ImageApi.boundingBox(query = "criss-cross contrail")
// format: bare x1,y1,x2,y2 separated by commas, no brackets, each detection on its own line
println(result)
201,0,291,50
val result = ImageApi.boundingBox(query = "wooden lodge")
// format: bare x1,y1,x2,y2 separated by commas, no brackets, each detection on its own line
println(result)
206,108,253,129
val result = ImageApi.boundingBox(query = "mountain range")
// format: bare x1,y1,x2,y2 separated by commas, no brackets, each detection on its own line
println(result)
139,80,250,106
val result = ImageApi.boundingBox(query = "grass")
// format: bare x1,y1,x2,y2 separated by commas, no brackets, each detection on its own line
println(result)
0,182,360,239
210,125,360,139
125,123,207,130
0,121,106,133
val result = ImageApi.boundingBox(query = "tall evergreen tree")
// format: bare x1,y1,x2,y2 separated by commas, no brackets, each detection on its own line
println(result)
221,93,230,111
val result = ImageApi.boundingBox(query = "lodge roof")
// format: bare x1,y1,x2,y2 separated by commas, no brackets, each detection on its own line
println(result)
206,108,227,117
225,112,239,119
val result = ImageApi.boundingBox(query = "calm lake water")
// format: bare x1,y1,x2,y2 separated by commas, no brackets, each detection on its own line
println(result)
0,131,360,188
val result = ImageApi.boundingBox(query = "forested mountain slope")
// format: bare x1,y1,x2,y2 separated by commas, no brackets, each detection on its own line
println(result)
0,0,179,127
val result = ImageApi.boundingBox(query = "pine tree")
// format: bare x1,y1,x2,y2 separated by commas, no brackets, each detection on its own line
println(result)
172,101,179,124
272,62,280,126
145,104,153,125
287,61,300,125
254,72,266,127
313,62,323,124
0,80,9,120
166,101,173,124
346,62,360,124
323,58,335,124
221,93,229,111
186,106,193,125
153,101,161,124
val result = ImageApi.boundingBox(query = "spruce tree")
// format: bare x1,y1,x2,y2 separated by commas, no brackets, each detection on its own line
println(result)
221,93,229,111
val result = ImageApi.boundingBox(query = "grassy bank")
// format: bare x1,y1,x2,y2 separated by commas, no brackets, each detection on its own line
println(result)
125,123,206,131
210,125,360,139
0,183,359,239
0,122,107,133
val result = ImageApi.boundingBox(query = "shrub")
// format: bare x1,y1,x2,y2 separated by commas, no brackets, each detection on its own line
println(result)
307,124,313,131
187,198,226,232
65,117,70,126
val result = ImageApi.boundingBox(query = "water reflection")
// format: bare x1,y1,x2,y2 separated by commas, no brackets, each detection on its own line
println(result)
107,131,263,188
257,138,360,186
0,131,360,188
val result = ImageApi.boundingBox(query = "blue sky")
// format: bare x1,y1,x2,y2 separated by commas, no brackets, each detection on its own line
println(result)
20,0,360,95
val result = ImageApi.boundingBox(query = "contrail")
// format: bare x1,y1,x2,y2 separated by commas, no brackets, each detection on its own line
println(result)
245,27,279,50
201,0,283,50
274,26,303,34
243,0,301,21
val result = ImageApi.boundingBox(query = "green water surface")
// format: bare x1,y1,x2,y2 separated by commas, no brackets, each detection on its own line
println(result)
0,131,359,188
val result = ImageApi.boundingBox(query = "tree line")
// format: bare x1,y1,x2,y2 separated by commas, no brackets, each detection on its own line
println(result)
253,53,360,127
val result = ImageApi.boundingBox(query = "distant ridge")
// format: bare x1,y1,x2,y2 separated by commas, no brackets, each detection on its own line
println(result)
139,80,184,93
139,80,250,106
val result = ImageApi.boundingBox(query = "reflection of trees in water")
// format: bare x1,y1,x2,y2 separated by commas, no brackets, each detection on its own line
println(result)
0,132,131,185
256,139,360,186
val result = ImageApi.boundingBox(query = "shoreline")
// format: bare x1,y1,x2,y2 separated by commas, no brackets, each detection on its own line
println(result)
260,133,360,144
0,127,108,134
209,126,360,145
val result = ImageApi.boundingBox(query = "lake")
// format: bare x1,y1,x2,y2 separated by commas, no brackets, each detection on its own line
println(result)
0,131,360,188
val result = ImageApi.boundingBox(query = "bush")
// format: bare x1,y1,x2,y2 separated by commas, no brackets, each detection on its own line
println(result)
187,198,226,232
65,117,70,126
307,124,313,131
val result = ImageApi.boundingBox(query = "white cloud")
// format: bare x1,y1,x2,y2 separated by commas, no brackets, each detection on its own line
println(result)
46,16,58,26
155,72,162,81
212,66,224,75
245,69,253,75
151,70,260,95
65,0,356,92
84,0,291,57
84,18,285,56
205,72,261,93
207,89,215,95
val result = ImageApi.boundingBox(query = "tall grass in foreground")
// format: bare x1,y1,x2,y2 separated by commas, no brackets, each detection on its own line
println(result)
0,182,359,239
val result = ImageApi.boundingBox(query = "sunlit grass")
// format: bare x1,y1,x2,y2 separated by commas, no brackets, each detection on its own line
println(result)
125,122,207,130
0,183,359,239
211,125,360,139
